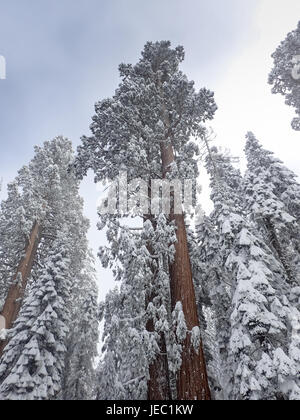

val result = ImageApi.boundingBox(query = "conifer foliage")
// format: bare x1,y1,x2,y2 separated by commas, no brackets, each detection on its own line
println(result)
63,252,99,400
201,144,300,400
0,233,71,400
269,21,300,130
75,41,217,400
0,138,99,400
0,33,299,401
244,132,300,285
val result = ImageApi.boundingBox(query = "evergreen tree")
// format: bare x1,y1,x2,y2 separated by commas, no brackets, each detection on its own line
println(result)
63,252,99,400
244,132,300,289
0,137,99,400
192,215,231,399
97,215,177,400
269,21,300,130
205,147,300,400
0,233,71,400
75,41,217,400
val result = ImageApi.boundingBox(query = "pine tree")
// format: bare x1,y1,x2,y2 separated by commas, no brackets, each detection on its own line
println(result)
75,41,217,400
0,182,32,311
206,147,300,400
244,132,300,289
269,21,300,130
0,233,71,400
0,137,81,354
192,215,231,399
63,252,99,400
97,215,176,400
0,137,100,400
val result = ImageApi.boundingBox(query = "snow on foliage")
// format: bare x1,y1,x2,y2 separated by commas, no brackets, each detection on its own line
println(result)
0,138,99,400
269,21,300,130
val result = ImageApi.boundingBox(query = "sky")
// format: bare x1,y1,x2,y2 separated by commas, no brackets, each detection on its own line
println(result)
0,0,299,300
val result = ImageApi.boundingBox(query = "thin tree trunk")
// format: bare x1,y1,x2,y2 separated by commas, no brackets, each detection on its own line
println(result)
0,221,41,357
160,141,211,400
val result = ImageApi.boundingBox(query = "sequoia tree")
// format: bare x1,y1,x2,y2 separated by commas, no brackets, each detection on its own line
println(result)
0,138,99,399
75,41,217,400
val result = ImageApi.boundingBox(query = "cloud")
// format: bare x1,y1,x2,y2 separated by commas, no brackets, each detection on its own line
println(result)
210,0,300,177
1,0,299,298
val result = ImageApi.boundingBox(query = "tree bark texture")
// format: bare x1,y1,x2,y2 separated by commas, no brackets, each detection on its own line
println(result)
0,221,41,357
160,141,211,400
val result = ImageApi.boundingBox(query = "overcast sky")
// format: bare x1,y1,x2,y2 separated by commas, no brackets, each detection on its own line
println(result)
0,0,299,299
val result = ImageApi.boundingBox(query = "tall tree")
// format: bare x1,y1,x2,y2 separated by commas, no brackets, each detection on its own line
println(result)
97,215,176,400
0,137,80,355
244,132,300,287
269,21,300,130
0,232,71,400
75,40,217,400
206,147,300,400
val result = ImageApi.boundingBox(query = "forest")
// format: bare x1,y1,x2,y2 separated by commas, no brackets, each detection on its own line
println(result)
0,19,299,401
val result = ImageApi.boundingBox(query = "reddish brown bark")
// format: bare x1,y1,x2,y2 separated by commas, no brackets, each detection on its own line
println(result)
0,221,41,357
161,141,211,400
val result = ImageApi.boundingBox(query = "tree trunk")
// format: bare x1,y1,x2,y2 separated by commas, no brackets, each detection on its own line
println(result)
160,141,211,400
0,221,41,357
